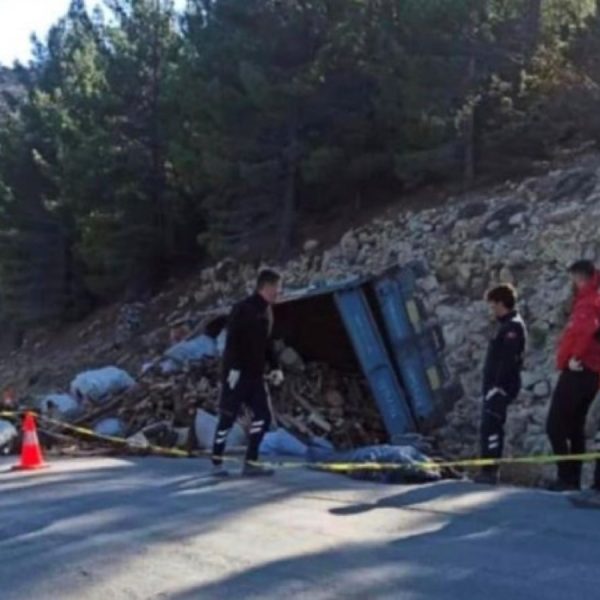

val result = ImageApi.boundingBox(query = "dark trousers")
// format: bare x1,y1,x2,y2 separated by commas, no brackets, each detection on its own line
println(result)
546,369,599,487
480,391,512,475
212,377,271,466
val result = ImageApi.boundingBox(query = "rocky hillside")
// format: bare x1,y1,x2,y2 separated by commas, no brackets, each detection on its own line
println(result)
282,151,600,477
3,150,600,478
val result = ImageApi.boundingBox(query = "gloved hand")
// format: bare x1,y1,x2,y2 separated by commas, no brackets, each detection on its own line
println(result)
267,369,285,387
227,369,241,390
569,358,584,372
485,387,506,401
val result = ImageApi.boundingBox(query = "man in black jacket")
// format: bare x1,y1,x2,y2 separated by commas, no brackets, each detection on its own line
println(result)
212,269,284,477
475,284,527,485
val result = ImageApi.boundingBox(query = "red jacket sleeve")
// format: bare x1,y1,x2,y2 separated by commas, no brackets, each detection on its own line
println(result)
571,303,600,359
557,301,600,369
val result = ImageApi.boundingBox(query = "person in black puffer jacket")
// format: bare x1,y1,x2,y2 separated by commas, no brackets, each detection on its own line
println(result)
212,269,284,478
475,284,527,486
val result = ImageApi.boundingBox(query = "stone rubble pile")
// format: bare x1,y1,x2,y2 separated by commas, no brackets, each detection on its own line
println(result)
172,157,600,473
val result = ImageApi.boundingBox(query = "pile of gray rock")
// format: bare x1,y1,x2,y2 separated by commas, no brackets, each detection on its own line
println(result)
179,155,600,478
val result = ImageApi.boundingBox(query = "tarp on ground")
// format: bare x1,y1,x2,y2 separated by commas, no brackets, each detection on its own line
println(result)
309,444,441,484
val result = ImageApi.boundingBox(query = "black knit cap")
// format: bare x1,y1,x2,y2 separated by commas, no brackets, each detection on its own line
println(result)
569,260,596,279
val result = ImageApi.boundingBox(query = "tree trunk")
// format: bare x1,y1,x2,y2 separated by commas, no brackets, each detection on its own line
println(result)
278,157,297,260
463,54,476,188
278,126,299,261
150,1,171,261
525,0,543,58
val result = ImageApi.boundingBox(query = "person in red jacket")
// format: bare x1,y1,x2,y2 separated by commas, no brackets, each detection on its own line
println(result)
546,260,600,491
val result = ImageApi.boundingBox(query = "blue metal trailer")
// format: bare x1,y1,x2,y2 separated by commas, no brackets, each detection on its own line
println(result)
273,264,461,442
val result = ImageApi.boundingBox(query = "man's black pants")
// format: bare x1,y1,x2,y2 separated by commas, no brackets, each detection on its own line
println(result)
546,369,599,487
212,377,271,466
480,391,512,475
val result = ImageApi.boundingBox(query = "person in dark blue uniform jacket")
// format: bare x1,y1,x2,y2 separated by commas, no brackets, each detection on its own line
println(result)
475,284,527,485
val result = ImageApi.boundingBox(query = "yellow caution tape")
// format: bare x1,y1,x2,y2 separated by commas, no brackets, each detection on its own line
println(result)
3,409,600,472
41,414,191,458
0,410,189,459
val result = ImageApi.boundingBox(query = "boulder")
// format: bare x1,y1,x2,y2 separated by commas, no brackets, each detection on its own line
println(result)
340,231,359,263
279,347,305,372
499,266,515,284
303,239,320,254
481,203,528,239
442,324,465,348
214,258,237,282
521,371,539,389
550,169,597,203
546,205,580,225
457,201,488,220
533,380,551,399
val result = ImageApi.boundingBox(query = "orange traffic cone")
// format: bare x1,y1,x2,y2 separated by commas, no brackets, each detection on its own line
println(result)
12,412,48,471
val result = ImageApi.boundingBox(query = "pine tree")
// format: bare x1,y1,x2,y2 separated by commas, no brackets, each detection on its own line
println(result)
80,0,184,295
0,0,599,336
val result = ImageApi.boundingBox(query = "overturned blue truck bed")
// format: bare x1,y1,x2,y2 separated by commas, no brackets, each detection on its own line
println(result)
272,264,462,442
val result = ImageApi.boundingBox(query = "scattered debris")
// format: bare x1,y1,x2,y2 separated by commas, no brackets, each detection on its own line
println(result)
94,417,126,438
160,334,218,374
0,419,17,455
92,351,386,451
114,302,145,348
9,341,387,457
273,363,387,448
39,393,79,417
194,408,246,449
70,367,136,405
311,444,441,485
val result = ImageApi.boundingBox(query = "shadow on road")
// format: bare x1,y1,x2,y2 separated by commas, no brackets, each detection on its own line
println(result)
0,457,377,598
169,482,600,600
328,481,479,516
3,459,600,600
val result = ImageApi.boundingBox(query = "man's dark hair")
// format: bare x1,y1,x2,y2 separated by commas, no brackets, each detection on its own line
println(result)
256,268,281,289
486,284,517,311
569,260,596,279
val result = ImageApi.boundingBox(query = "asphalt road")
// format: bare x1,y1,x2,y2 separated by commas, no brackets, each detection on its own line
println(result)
1,456,600,599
